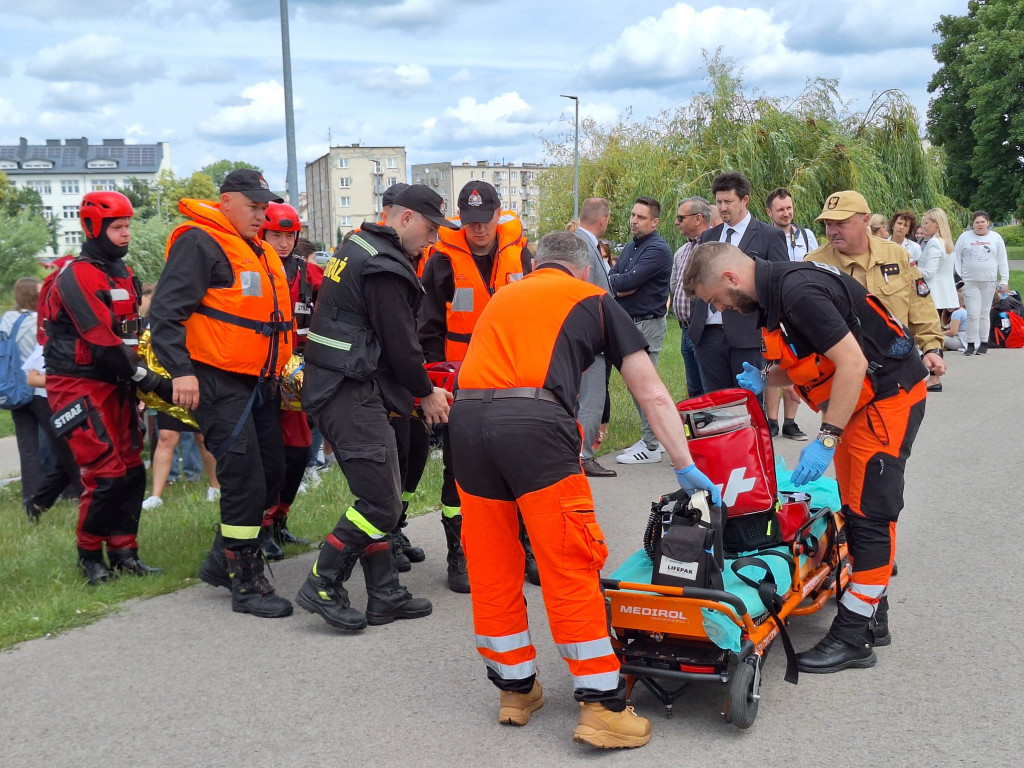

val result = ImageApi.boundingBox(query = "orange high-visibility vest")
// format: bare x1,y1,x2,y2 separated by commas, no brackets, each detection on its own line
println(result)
458,266,604,396
432,210,527,361
166,198,293,377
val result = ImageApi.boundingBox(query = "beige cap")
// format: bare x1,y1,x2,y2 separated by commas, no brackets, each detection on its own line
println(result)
816,190,870,221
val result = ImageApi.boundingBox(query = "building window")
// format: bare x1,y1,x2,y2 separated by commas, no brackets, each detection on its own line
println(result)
63,231,82,246
338,158,349,169
91,179,117,191
340,216,351,227
339,177,352,188
340,197,351,207
510,201,518,211
501,187,508,196
63,205,79,219
386,177,398,187
441,171,447,179
511,171,519,180
470,171,475,179
61,179,80,194
386,157,397,169
27,180,52,195
441,187,448,195
42,207,53,220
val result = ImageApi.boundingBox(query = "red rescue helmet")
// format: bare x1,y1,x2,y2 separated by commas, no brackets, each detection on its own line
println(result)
260,203,301,239
80,191,134,239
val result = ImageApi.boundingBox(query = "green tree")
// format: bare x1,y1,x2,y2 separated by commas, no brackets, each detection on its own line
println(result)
542,53,955,248
0,212,48,291
928,0,1024,220
153,170,219,220
121,177,159,220
0,171,59,254
126,216,177,283
198,160,262,188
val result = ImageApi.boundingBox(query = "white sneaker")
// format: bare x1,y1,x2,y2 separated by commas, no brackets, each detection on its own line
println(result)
142,495,163,510
297,482,308,495
206,487,221,502
616,439,662,465
302,467,323,487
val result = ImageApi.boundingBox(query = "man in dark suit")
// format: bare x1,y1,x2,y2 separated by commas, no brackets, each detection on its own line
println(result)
690,172,789,397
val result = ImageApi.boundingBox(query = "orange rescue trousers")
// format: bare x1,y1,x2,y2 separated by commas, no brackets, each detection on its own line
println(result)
451,398,626,709
830,380,927,645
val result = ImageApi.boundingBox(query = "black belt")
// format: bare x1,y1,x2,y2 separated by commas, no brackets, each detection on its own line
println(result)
455,387,560,406
632,314,662,322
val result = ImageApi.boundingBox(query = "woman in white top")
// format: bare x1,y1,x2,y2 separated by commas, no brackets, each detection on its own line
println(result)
918,208,959,312
888,210,922,265
953,210,1010,355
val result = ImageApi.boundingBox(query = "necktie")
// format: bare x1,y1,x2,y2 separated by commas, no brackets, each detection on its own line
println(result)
726,228,736,244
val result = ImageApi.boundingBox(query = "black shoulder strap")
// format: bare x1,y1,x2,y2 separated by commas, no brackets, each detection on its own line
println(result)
731,554,799,684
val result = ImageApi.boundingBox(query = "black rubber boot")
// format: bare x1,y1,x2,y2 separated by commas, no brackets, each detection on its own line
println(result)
520,516,541,587
361,541,433,625
441,514,470,593
398,506,425,563
391,531,412,572
295,539,367,631
275,516,310,546
78,548,113,586
259,524,285,561
871,597,891,647
108,548,163,576
25,501,43,524
225,546,293,618
199,528,230,588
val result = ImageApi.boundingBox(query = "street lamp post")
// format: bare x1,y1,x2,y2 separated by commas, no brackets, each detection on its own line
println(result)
280,0,299,205
560,94,579,220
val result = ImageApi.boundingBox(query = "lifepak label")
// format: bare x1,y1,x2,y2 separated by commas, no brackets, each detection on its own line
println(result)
618,605,689,622
658,556,698,580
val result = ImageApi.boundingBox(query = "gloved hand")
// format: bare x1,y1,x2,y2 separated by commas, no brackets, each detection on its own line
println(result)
736,362,764,395
132,366,174,403
791,440,835,487
675,463,722,508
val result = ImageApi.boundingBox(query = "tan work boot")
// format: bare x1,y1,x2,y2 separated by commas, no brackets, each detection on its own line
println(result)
573,702,651,749
498,681,544,726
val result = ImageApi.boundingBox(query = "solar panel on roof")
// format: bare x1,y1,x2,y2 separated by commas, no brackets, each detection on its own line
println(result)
0,148,16,159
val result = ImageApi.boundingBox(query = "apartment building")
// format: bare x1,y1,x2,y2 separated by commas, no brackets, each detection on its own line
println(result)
411,160,545,236
0,137,171,254
304,144,407,248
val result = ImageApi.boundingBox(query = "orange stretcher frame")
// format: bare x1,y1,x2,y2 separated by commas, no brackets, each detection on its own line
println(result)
601,506,850,729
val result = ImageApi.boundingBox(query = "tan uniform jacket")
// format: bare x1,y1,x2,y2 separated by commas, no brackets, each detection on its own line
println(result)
805,236,943,354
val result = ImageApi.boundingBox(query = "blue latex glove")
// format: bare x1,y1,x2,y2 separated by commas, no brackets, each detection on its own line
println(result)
736,362,764,395
675,463,722,507
791,440,836,487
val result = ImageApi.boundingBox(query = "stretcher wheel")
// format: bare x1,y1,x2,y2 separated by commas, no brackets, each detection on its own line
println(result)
726,659,759,729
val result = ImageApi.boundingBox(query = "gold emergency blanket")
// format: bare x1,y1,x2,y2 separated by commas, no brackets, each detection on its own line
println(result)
279,353,304,411
136,329,199,429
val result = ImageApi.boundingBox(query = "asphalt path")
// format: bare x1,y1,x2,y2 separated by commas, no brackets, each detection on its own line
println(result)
1,349,1022,768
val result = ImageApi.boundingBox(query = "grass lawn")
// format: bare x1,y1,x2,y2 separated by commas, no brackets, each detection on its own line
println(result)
1006,246,1024,261
0,323,693,649
0,410,14,438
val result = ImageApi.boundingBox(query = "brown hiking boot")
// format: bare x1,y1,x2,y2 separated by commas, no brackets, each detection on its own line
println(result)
498,681,544,726
573,702,651,749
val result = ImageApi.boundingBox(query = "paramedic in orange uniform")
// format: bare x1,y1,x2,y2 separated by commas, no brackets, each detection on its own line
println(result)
449,232,720,749
683,242,929,674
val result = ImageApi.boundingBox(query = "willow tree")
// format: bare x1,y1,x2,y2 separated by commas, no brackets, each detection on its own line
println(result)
541,54,957,248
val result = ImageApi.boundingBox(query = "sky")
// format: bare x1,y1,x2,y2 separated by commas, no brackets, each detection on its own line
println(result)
0,0,969,193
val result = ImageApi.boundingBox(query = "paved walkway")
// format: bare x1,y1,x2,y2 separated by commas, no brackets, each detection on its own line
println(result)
1,351,1022,767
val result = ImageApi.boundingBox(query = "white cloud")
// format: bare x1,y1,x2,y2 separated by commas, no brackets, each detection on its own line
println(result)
362,63,432,94
0,96,24,128
449,68,472,84
26,33,165,85
197,80,294,145
180,64,237,85
582,5,783,91
39,82,123,113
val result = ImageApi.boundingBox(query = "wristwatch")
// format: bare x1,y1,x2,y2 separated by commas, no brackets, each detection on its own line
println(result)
925,348,943,358
817,422,843,449
816,431,840,449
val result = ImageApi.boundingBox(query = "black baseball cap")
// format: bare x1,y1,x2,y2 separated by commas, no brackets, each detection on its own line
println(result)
220,169,284,203
393,185,460,230
382,182,410,208
457,181,500,223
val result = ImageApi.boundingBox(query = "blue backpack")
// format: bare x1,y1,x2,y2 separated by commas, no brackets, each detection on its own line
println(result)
0,314,34,410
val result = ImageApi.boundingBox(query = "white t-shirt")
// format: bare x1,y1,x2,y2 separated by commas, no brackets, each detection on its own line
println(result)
890,237,922,265
953,230,1010,283
21,343,46,398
